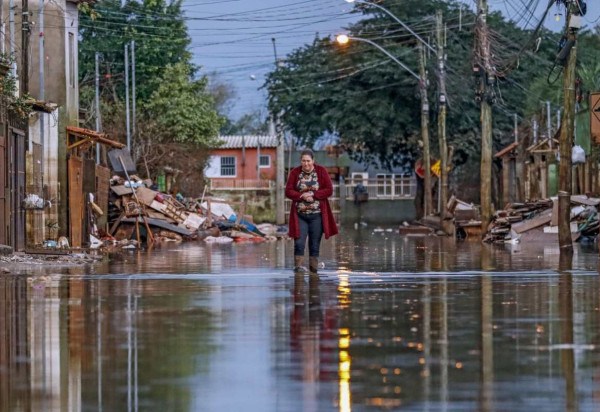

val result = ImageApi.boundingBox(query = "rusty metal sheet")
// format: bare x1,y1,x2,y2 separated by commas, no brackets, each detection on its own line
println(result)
68,157,84,248
96,164,111,230
12,129,25,251
0,132,6,245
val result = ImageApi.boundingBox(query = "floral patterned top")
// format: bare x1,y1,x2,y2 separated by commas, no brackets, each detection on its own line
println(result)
296,169,321,214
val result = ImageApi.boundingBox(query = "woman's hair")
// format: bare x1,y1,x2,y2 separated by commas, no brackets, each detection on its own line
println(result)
300,149,314,159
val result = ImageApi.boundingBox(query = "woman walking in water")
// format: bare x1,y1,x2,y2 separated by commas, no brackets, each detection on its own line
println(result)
285,149,338,273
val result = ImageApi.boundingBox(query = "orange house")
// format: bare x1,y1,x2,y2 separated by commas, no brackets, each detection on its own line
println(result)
206,135,278,189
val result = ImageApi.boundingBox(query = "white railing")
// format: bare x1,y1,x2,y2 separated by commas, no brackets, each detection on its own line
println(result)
343,177,416,200
209,178,273,190
283,176,416,221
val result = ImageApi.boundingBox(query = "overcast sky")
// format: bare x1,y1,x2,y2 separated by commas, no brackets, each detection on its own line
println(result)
184,0,600,120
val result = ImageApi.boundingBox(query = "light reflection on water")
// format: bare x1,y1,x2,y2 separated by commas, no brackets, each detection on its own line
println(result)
1,227,600,411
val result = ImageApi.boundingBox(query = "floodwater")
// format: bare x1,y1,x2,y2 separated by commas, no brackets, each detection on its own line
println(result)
1,225,600,411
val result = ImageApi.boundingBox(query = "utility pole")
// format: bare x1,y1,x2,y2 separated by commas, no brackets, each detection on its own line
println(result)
558,1,581,250
21,0,30,95
419,44,432,217
9,0,15,77
131,40,136,138
39,0,45,175
546,100,552,148
475,0,494,231
436,11,448,216
272,37,285,225
95,52,102,163
124,43,131,152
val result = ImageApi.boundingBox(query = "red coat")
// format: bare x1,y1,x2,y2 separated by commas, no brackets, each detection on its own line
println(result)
285,164,339,239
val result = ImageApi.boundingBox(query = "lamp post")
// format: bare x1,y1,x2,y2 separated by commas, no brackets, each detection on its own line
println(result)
344,0,435,54
336,34,433,217
342,0,449,219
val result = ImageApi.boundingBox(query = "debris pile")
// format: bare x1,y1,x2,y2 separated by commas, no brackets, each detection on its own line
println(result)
483,196,599,244
103,174,284,249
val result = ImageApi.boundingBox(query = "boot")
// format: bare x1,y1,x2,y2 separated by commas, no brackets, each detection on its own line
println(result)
294,256,306,272
309,256,319,274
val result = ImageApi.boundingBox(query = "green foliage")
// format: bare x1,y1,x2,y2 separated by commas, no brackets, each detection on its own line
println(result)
145,63,223,146
0,53,34,118
79,0,192,103
265,0,600,170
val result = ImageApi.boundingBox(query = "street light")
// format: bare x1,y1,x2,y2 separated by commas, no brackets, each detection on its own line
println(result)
344,0,436,54
342,0,449,220
335,34,419,80
335,33,434,217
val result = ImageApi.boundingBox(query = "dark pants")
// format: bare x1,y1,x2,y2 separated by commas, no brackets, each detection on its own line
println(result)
294,213,323,257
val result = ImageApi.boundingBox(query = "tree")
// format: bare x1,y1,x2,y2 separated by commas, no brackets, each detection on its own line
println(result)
79,0,192,103
263,0,586,174
79,0,223,191
144,63,223,146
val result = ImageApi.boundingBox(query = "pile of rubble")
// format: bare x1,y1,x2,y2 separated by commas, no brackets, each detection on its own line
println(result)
483,196,599,244
102,174,284,249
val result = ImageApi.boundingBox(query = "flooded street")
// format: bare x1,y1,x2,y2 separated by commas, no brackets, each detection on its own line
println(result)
2,225,600,411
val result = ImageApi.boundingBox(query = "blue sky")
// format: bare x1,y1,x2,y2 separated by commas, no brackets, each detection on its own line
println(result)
184,0,600,120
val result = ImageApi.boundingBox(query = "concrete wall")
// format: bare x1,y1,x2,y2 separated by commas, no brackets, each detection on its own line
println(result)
339,198,416,226
8,0,80,121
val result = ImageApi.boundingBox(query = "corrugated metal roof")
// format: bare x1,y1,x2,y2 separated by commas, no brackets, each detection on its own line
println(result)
217,135,278,149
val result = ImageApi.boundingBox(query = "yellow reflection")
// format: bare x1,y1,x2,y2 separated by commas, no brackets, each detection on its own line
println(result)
339,328,352,412
337,274,351,308
339,337,350,349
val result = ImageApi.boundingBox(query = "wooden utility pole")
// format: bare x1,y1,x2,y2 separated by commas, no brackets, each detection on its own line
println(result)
476,0,494,231
558,2,580,249
419,44,432,217
21,0,30,95
436,11,448,216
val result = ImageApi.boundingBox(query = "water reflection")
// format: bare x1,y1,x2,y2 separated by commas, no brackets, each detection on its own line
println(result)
1,229,600,411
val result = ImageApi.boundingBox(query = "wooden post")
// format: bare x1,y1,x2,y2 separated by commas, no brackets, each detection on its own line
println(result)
419,45,432,217
558,3,578,250
476,0,494,231
436,11,449,217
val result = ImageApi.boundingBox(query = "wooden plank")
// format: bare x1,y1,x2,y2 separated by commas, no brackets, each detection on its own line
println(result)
570,195,600,206
135,186,158,206
511,208,552,234
121,217,193,236
95,164,111,231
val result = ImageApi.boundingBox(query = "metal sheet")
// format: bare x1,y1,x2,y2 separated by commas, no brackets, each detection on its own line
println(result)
107,148,137,176
68,157,84,247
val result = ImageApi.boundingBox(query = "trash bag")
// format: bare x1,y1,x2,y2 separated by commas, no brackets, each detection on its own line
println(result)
572,145,586,164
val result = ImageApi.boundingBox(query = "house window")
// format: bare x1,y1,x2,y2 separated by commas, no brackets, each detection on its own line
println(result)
220,156,236,176
259,155,270,168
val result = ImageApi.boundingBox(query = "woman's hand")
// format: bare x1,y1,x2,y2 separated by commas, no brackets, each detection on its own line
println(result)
300,191,314,202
